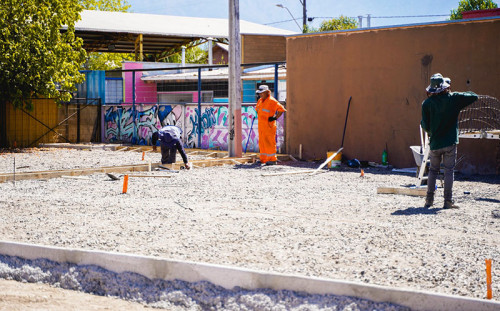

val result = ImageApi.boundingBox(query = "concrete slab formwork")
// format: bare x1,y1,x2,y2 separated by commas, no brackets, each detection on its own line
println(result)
0,241,499,311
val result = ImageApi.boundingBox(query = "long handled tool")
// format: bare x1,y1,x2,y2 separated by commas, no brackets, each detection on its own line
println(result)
244,116,256,153
310,147,343,175
341,96,352,148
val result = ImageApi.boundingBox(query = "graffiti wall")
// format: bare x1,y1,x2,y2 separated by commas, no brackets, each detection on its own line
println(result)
103,104,284,152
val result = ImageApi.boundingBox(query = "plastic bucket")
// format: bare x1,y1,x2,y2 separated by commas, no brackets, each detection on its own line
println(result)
327,151,342,168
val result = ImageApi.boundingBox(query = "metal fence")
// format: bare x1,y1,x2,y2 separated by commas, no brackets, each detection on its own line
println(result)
100,62,286,152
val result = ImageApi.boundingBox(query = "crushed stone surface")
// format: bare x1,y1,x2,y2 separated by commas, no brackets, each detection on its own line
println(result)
0,255,409,311
0,147,499,309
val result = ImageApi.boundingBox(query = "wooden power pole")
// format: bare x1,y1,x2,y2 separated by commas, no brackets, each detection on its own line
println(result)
228,0,242,157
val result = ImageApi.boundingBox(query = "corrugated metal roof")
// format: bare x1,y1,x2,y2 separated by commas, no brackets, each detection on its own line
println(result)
76,10,296,38
73,10,295,55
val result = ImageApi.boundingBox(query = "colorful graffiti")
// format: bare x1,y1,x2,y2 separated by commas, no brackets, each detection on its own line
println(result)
103,104,284,152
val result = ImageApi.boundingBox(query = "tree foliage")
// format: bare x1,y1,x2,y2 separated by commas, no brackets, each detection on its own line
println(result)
161,45,208,64
81,0,130,12
0,0,86,109
450,0,498,19
318,16,358,32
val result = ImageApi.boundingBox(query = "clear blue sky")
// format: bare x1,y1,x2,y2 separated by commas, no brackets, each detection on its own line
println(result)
124,0,491,32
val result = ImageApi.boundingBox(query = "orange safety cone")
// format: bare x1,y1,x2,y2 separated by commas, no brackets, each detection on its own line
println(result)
142,151,145,161
360,169,364,177
122,175,129,194
486,259,492,299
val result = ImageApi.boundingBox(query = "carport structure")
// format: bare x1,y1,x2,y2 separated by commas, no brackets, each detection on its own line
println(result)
72,10,295,61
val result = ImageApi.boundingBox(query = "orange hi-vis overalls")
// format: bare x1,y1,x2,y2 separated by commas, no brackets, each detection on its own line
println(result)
255,95,286,163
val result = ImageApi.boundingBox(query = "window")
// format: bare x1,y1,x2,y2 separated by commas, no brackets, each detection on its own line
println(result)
105,78,123,104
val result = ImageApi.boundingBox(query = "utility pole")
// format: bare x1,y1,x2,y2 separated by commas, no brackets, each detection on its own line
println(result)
228,0,242,157
300,0,307,32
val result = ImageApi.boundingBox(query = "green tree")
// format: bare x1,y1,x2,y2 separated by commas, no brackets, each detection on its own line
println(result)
0,0,87,109
318,16,358,32
161,45,208,64
80,0,133,70
81,0,130,11
450,0,498,20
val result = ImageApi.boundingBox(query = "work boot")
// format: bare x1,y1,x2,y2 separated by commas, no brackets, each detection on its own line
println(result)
443,200,459,209
424,194,434,208
265,161,277,166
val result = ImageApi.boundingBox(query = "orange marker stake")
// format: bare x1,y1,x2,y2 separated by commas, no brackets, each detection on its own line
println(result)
486,259,492,299
142,151,145,161
122,175,129,194
360,169,364,177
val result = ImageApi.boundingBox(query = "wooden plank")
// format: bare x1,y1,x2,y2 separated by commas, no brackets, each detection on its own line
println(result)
128,175,173,178
61,175,92,180
310,147,343,175
377,187,426,197
262,170,316,177
0,163,161,183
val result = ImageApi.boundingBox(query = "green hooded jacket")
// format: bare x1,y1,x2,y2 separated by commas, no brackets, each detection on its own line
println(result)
421,91,477,150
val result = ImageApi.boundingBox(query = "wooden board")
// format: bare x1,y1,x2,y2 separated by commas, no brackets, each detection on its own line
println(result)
262,170,316,177
377,187,426,197
0,155,259,183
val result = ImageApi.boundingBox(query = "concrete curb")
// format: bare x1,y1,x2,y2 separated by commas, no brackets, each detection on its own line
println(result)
1,240,498,311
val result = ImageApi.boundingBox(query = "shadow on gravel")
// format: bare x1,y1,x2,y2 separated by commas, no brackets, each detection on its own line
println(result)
391,206,441,215
475,198,500,203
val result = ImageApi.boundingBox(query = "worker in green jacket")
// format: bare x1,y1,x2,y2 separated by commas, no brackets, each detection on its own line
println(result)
421,73,478,209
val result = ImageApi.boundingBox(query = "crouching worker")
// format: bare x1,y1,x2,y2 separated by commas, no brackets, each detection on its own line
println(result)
151,125,191,170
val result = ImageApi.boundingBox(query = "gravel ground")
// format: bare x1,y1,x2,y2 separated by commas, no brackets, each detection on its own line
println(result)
0,147,499,309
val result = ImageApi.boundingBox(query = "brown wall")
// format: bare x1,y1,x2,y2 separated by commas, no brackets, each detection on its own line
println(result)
242,35,286,63
213,46,228,64
286,18,500,174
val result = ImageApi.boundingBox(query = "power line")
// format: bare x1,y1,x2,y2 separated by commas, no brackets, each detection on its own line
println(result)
266,13,451,25
311,14,450,20
265,18,301,26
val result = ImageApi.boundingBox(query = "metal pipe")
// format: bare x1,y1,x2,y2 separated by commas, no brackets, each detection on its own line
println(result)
181,46,186,67
208,38,213,65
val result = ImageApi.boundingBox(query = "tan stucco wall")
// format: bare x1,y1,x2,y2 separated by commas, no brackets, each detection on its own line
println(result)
286,18,500,174
242,35,286,63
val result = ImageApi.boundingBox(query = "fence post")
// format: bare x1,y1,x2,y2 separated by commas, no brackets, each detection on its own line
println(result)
0,101,6,147
132,70,136,144
274,63,279,98
77,98,81,143
98,98,102,143
198,67,202,148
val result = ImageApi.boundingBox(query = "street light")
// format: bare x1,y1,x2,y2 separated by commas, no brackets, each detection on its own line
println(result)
276,4,302,32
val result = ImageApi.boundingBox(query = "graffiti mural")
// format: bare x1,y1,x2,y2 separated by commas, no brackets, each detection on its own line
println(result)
103,103,284,152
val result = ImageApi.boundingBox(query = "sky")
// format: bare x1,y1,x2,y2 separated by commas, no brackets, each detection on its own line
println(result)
123,0,482,32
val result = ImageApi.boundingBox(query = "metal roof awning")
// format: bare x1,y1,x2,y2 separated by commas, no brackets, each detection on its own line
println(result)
72,10,296,57
141,65,287,82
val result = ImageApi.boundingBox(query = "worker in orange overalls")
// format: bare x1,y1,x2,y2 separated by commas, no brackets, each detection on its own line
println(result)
255,85,286,165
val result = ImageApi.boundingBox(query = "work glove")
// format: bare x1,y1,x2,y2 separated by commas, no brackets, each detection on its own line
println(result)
268,116,277,122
